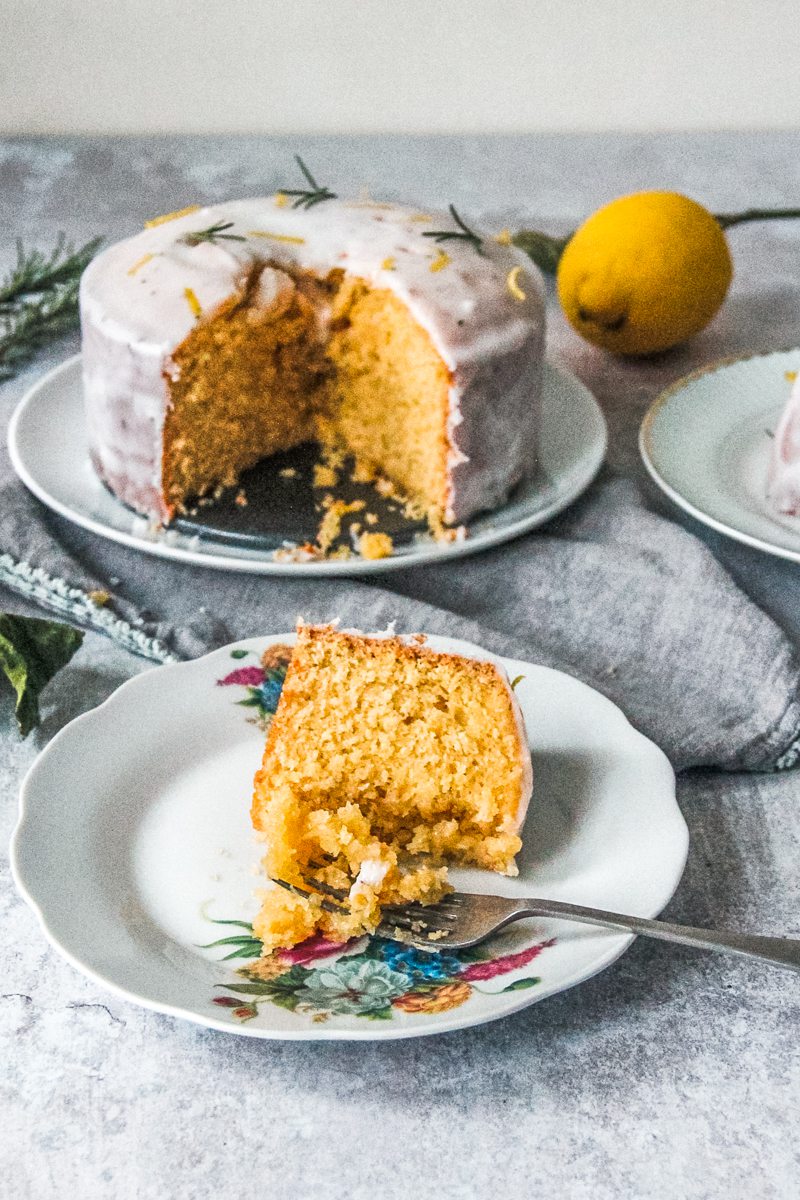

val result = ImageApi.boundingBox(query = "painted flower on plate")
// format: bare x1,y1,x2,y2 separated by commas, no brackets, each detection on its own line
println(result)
392,981,473,1014
298,958,411,1016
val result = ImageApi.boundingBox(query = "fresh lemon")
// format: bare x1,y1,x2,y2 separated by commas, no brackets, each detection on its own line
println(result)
556,191,733,356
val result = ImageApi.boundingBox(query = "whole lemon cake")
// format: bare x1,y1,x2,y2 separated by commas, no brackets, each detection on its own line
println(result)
250,624,533,951
80,196,545,529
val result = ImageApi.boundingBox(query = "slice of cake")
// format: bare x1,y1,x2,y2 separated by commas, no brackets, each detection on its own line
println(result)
768,371,800,515
250,624,532,951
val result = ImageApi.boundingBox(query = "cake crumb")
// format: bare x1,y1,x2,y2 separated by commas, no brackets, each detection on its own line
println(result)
357,531,394,560
273,541,318,563
316,498,365,555
88,589,111,606
313,463,339,489
365,511,379,526
235,489,248,508
350,460,376,485
279,467,298,479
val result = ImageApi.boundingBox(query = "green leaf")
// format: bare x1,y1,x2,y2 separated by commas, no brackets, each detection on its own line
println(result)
511,229,571,274
0,613,84,737
362,1007,393,1020
510,674,525,691
236,696,262,708
198,934,262,948
206,918,255,931
230,649,250,659
219,944,264,960
500,976,541,992
267,965,311,990
215,982,277,997
269,991,300,1012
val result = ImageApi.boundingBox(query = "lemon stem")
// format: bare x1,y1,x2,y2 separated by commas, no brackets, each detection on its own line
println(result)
714,207,800,230
513,205,800,274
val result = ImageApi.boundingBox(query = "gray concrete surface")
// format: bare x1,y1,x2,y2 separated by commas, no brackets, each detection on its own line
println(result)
1,134,799,1200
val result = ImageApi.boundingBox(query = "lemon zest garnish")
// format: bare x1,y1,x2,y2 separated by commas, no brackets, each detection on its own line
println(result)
274,192,289,208
506,266,526,301
145,205,201,228
248,230,307,245
127,253,154,276
785,370,797,383
430,250,450,273
381,256,397,271
494,228,512,246
411,213,432,223
184,286,202,318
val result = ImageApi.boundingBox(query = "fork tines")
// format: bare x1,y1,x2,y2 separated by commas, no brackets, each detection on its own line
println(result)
271,865,462,940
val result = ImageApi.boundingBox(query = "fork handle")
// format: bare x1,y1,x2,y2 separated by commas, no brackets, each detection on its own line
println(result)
522,899,800,972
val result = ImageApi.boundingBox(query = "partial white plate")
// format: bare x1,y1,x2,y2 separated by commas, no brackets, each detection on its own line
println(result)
11,632,685,1041
8,355,606,575
640,348,800,563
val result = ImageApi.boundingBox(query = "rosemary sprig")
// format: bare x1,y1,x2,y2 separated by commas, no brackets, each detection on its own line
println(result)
281,155,337,210
181,221,246,247
0,284,83,379
0,233,102,381
0,234,102,309
423,205,484,255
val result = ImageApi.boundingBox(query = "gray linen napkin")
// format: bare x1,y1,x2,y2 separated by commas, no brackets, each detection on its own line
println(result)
1,424,798,773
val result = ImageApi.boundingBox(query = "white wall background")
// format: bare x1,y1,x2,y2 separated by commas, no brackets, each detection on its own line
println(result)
2,0,800,135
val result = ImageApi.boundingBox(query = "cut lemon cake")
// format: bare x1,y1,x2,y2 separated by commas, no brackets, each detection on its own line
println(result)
250,624,532,951
80,195,545,531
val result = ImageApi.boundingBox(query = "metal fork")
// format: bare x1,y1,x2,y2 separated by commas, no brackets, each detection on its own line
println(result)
275,872,800,972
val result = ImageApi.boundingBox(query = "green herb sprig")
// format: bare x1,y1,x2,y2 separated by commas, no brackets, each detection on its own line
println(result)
281,156,337,210
423,205,484,255
181,221,246,247
0,234,102,381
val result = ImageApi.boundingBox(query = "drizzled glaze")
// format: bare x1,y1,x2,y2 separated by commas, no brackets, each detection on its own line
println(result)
80,197,546,525
769,373,800,516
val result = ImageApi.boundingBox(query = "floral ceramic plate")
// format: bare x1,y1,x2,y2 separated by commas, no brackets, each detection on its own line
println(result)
11,633,686,1041
8,355,606,576
640,348,800,563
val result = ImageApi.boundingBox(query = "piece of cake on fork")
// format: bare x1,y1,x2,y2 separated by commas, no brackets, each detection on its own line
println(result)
250,624,533,951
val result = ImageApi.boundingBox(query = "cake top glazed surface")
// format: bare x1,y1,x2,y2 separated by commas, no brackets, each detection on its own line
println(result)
80,196,544,368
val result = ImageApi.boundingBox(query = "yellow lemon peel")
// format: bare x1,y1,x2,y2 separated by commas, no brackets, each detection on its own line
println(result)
494,229,512,246
247,230,306,245
127,253,154,276
506,266,526,301
274,193,289,208
183,286,202,318
381,256,396,271
430,250,450,273
145,205,201,228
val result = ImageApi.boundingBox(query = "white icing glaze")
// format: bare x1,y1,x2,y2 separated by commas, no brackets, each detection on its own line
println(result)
496,662,534,847
80,197,546,523
349,857,391,903
768,373,800,515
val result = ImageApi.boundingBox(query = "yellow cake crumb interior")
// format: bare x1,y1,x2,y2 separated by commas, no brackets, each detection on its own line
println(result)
251,626,527,951
162,263,451,522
